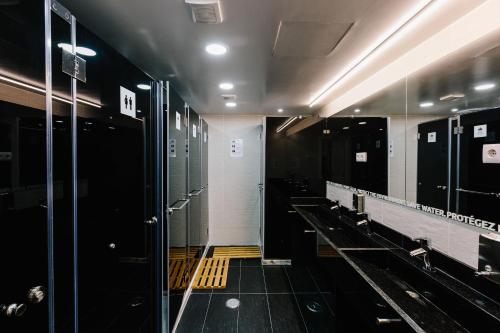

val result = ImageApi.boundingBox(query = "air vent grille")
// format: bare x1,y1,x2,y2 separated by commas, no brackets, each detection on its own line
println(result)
185,0,223,24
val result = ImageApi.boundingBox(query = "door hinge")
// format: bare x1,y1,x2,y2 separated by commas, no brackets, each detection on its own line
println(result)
62,49,87,82
51,1,71,23
453,126,464,134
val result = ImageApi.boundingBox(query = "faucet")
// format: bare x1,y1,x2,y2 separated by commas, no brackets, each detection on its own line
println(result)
410,238,433,272
356,219,372,236
475,265,500,277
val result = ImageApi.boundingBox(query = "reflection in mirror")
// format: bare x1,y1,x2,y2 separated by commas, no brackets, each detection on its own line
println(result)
407,30,500,226
330,78,407,200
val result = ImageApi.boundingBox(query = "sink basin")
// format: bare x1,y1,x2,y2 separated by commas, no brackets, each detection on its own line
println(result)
344,249,500,332
294,205,381,249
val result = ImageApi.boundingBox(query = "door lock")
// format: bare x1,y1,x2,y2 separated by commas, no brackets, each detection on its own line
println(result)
0,303,27,318
27,286,46,304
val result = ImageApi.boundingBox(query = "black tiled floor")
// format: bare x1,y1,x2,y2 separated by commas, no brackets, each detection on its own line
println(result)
213,267,240,294
286,265,320,293
240,258,262,267
296,293,335,332
240,266,266,293
238,294,272,333
268,293,307,333
263,266,292,293
203,293,239,333
177,258,337,333
176,294,211,333
308,265,334,293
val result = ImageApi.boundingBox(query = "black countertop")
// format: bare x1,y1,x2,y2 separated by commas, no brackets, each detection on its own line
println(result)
293,204,500,333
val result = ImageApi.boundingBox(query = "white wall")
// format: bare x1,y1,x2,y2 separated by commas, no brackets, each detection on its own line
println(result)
203,115,263,246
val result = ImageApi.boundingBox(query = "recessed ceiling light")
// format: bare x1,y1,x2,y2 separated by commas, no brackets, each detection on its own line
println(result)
55,120,63,123
419,101,434,108
277,108,284,113
342,126,349,130
354,108,361,113
206,43,227,56
219,82,234,90
358,121,367,125
474,82,496,91
57,43,97,56
451,108,459,112
225,102,237,108
137,84,151,90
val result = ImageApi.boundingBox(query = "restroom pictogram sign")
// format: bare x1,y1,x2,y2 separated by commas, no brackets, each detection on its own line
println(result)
120,86,136,118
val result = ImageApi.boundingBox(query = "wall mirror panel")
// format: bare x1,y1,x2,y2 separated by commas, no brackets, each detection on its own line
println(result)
327,78,407,200
406,30,500,230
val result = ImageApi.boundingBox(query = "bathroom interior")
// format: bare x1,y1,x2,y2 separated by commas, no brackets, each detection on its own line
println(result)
2,0,500,332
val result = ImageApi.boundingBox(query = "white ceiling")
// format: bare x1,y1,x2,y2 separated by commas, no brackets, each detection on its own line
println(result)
63,0,436,115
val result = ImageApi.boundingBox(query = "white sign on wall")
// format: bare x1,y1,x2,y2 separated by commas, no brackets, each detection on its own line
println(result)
474,124,487,138
193,124,197,138
230,139,243,157
176,112,181,130
120,86,136,118
427,132,436,143
356,152,368,162
204,131,207,143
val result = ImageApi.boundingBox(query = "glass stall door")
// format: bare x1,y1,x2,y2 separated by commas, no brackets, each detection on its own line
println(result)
74,14,159,333
188,107,202,284
0,1,48,332
166,88,189,332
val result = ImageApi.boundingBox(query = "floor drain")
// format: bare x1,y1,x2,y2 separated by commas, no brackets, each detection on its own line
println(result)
225,298,240,309
306,301,322,313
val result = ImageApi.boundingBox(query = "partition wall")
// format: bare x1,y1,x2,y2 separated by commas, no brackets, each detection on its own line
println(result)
0,1,207,332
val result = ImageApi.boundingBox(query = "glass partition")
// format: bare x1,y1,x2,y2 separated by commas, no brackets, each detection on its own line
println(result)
0,1,48,331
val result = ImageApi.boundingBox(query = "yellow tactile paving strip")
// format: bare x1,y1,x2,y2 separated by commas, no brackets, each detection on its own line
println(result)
213,246,261,259
192,257,230,289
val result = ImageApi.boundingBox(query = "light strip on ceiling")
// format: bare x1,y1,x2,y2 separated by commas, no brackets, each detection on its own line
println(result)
276,116,298,133
308,0,435,108
0,74,102,109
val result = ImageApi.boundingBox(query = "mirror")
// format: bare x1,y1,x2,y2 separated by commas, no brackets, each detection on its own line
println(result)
327,77,407,200
406,30,500,227
323,28,500,233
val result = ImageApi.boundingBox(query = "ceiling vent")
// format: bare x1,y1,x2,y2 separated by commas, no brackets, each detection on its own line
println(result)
221,94,236,101
185,0,223,24
273,21,353,58
440,93,465,102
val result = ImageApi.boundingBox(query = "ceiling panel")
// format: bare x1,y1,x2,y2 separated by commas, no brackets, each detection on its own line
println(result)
61,0,445,115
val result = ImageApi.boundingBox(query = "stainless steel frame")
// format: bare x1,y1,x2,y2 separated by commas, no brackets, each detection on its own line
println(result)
44,1,54,332
70,14,79,333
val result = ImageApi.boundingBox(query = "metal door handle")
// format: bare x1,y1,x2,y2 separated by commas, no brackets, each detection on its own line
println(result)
168,199,190,215
189,189,203,197
304,230,316,233
457,188,500,198
376,318,402,325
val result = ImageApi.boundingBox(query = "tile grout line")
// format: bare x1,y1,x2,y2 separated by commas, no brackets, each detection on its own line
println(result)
305,266,336,318
261,264,274,333
200,289,213,333
283,267,310,333
236,259,241,333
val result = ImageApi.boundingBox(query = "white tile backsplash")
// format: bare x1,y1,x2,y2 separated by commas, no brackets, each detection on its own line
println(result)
327,182,484,269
